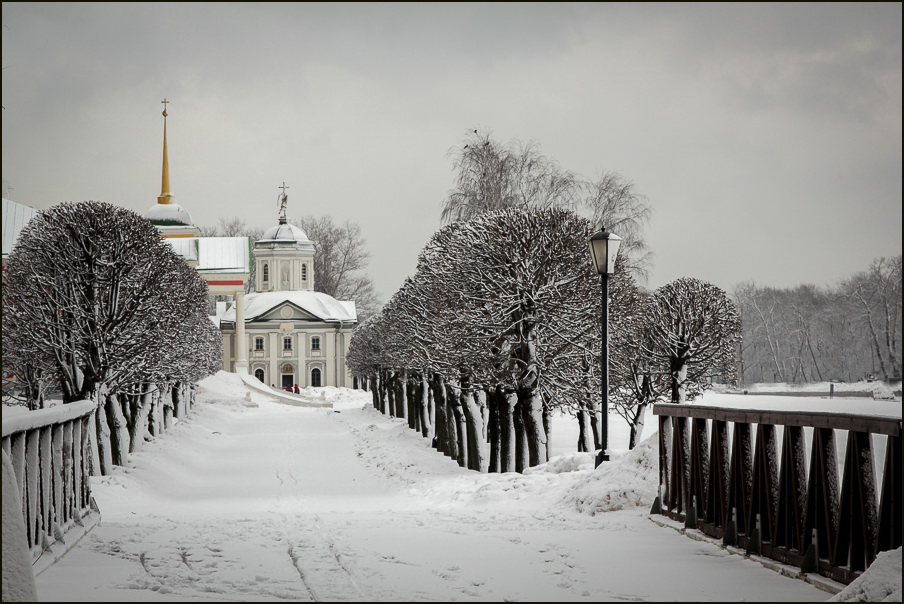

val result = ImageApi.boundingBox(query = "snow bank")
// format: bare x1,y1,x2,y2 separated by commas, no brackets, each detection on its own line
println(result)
560,435,659,514
829,547,902,602
196,371,263,408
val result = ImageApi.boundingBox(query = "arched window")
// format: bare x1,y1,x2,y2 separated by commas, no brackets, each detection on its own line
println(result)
254,368,265,382
311,367,322,387
311,336,320,350
302,264,307,281
262,263,269,282
283,336,293,351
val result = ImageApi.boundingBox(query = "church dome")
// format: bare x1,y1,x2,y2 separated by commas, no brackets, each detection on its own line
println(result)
145,201,195,226
260,222,311,243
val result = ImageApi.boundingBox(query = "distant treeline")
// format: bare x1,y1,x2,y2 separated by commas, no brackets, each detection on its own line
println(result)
734,255,901,384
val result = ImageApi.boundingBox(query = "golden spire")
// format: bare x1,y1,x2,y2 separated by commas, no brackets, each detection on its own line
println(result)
157,98,173,204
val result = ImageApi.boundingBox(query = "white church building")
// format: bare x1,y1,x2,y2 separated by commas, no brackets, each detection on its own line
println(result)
143,100,357,388
218,197,357,389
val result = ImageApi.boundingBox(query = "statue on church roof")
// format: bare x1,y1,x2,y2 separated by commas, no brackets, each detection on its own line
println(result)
277,182,289,224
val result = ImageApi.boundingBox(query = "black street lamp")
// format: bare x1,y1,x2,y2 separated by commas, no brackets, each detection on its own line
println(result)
588,229,621,467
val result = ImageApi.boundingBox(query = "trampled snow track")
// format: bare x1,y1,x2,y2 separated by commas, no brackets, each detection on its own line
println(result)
34,381,838,602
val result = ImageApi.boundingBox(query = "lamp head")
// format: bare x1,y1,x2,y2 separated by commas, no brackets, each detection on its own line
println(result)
589,230,622,275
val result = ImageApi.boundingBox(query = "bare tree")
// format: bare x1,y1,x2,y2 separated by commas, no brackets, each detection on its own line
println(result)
843,256,902,380
441,130,654,285
733,258,902,385
199,216,264,240
440,129,580,224
580,171,654,283
294,215,381,320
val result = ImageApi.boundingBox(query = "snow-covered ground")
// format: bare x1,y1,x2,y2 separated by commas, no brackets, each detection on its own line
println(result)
26,372,902,601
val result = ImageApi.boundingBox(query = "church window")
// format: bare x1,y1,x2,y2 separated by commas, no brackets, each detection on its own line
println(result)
254,368,265,382
254,337,264,351
262,263,269,282
311,367,322,387
311,336,320,350
283,336,293,351
302,264,307,281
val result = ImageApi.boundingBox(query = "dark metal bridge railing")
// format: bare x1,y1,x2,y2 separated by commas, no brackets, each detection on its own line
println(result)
652,403,901,585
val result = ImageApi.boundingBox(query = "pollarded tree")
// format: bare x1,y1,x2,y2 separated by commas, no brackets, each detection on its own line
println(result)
642,277,741,404
437,207,605,469
1,307,56,409
3,200,219,473
403,221,509,471
347,313,393,412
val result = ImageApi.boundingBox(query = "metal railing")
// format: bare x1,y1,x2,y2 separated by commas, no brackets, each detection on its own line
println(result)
2,400,99,567
652,403,901,585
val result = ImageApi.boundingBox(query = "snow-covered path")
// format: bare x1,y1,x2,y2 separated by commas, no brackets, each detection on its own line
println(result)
35,374,835,602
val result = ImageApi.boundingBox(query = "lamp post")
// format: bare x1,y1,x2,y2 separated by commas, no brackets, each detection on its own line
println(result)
588,229,621,467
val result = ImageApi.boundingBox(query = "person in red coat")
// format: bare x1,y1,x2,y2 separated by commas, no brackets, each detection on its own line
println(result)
293,383,300,394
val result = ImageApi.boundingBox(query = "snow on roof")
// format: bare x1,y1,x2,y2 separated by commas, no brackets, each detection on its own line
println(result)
197,237,251,273
163,237,251,273
339,300,356,318
222,290,357,323
165,237,199,262
145,202,194,226
260,222,310,243
2,197,39,258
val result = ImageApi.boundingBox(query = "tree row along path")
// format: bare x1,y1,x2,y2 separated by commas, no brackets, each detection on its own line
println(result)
35,380,831,602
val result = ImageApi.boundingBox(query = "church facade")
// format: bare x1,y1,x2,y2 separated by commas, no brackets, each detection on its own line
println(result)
218,202,357,388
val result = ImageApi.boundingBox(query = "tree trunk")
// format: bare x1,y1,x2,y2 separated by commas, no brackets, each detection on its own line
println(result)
386,371,396,417
378,370,388,414
163,387,174,431
670,360,688,404
418,374,431,439
448,382,466,468
487,387,501,473
577,406,594,453
407,374,418,431
104,392,128,468
93,397,112,476
513,398,528,473
459,375,486,472
431,373,449,455
172,383,184,419
397,371,408,422
129,385,154,453
628,401,650,450
371,375,380,410
543,405,552,462
590,407,602,451
498,389,517,473
518,387,548,469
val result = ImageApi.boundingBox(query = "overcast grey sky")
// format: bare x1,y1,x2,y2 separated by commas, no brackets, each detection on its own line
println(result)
2,2,901,302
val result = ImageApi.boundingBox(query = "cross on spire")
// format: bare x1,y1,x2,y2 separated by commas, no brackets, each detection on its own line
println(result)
161,97,169,117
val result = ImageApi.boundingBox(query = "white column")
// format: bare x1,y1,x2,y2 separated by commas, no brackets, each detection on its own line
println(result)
234,289,249,373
